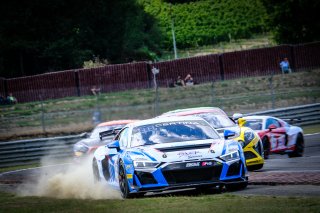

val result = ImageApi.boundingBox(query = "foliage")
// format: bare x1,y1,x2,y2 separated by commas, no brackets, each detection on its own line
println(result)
261,0,320,44
0,0,163,78
139,0,268,49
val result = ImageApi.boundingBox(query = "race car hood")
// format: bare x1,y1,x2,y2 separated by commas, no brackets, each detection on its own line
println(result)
127,138,229,163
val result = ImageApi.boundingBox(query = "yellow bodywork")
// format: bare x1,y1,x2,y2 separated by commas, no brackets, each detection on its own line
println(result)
236,126,264,169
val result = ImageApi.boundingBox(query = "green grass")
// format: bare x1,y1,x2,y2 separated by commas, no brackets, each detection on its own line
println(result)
0,191,319,213
302,124,320,134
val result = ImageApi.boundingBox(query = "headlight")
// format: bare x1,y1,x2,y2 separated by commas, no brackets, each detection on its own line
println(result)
133,161,159,169
73,143,89,156
219,151,240,162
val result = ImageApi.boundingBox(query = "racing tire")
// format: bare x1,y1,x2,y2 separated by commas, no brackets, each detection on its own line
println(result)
102,158,110,181
118,161,131,199
225,182,248,191
262,137,270,159
92,158,100,183
247,163,263,171
288,133,304,158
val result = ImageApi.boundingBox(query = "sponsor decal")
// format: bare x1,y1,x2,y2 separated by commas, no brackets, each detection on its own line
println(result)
186,162,200,167
201,161,213,166
126,174,133,179
162,153,167,158
178,150,203,159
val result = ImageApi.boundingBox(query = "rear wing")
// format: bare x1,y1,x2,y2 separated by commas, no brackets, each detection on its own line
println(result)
99,128,122,140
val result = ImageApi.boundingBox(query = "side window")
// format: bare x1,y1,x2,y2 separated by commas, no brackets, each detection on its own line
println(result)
266,118,273,129
266,118,281,128
119,128,129,148
273,119,281,128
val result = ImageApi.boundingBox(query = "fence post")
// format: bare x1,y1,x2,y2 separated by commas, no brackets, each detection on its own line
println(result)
211,81,215,106
39,95,46,133
269,74,275,110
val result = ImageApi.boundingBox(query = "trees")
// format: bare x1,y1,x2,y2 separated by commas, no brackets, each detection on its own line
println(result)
0,0,162,78
139,0,268,49
261,0,320,44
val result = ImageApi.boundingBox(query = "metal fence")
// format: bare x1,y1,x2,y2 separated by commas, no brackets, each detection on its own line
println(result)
0,103,319,168
1,42,319,103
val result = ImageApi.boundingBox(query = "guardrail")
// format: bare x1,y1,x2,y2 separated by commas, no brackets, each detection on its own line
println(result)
0,103,319,168
246,103,320,126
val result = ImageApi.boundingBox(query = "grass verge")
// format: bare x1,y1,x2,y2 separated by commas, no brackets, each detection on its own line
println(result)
0,191,319,213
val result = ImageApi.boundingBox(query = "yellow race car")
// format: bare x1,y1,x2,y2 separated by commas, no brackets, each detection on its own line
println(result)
161,107,264,170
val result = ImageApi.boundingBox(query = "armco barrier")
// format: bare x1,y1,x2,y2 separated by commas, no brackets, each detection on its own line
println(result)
0,103,319,168
245,103,320,126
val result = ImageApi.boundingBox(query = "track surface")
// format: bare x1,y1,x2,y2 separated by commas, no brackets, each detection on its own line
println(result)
1,134,319,197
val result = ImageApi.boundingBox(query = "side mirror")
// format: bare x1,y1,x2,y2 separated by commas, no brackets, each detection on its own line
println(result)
268,124,277,131
107,140,120,152
224,129,236,139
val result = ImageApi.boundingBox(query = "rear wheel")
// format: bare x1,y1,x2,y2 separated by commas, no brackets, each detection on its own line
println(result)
262,137,270,159
288,134,304,157
92,158,100,183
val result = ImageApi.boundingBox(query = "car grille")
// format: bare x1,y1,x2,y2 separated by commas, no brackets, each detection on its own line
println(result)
162,165,222,184
226,161,241,176
135,171,157,185
156,143,212,152
244,151,257,160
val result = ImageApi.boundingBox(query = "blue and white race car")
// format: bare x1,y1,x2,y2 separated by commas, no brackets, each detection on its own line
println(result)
92,116,248,198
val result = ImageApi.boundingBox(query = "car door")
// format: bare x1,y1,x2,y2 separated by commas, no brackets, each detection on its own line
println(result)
110,127,129,182
265,118,287,151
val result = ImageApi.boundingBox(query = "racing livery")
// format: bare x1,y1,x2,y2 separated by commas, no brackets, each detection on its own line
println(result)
160,107,264,171
92,116,248,198
240,115,304,158
73,120,138,159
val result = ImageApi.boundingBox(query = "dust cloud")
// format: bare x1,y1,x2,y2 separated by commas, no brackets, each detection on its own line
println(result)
16,153,121,199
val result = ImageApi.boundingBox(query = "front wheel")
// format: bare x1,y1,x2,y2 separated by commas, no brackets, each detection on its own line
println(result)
118,161,131,198
225,182,248,191
288,134,304,158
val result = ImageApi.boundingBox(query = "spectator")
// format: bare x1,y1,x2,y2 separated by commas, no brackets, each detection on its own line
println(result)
0,95,5,105
184,73,194,86
174,76,185,87
280,57,292,74
91,85,101,96
7,93,17,104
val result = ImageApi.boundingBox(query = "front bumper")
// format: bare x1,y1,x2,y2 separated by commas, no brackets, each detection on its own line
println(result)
128,159,247,193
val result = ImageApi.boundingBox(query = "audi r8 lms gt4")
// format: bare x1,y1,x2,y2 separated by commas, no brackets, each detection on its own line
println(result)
160,107,264,171
73,120,138,159
240,115,304,158
92,116,248,198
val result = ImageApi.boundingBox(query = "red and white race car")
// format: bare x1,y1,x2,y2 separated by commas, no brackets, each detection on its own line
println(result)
239,115,304,159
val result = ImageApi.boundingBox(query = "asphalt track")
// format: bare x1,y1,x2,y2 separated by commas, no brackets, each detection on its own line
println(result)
0,133,319,197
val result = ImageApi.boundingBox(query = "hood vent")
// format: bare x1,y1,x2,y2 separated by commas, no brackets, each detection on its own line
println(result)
156,143,212,152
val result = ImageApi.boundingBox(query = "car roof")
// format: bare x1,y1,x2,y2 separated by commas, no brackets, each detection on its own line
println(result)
128,115,208,128
97,120,139,127
161,107,227,117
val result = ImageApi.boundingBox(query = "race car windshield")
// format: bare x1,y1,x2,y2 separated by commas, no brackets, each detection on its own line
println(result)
90,125,125,139
193,113,236,129
243,119,263,130
131,120,220,147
